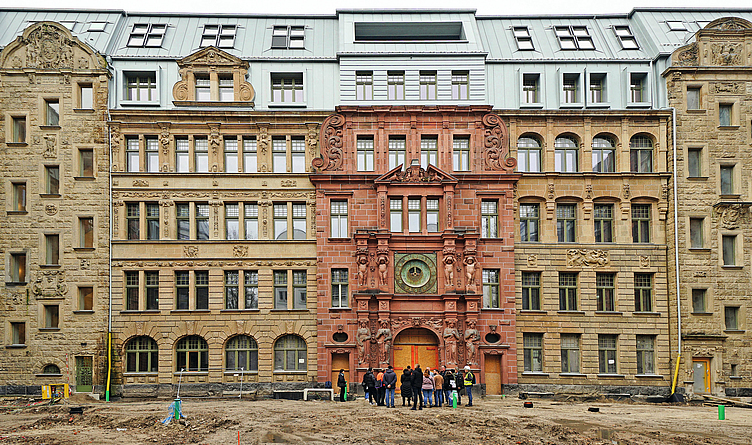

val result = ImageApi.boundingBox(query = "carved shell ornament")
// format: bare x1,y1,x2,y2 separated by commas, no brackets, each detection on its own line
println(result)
482,113,516,171
312,114,344,171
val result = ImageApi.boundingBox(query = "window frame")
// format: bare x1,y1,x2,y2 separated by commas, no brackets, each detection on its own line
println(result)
274,334,307,371
270,72,305,105
631,204,651,244
452,136,470,172
629,135,653,173
521,271,541,311
79,217,94,248
523,333,543,373
636,335,655,375
513,26,535,50
591,136,615,173
613,25,639,50
388,136,406,170
420,136,438,169
331,268,349,308
593,203,613,243
419,71,437,101
560,334,580,374
44,98,60,127
44,165,60,195
44,233,60,266
451,70,469,100
724,306,740,331
124,71,158,104
355,71,373,101
200,24,237,48
692,288,708,314
556,203,577,243
554,25,595,50
520,203,540,242
125,336,158,373
11,182,26,212
271,25,305,49
598,334,618,374
558,272,578,311
225,335,259,372
481,200,498,239
634,273,653,312
521,73,541,106
357,136,375,172
127,23,167,48
482,269,500,309
175,335,209,372
554,136,578,173
330,200,349,238
9,252,27,283
10,322,26,346
10,115,27,144
628,72,649,105
596,272,616,312
387,71,405,101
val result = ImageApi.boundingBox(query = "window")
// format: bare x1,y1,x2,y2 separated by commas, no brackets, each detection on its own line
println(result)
481,200,498,238
200,24,237,48
556,204,576,243
244,271,258,309
292,203,306,239
419,71,437,100
79,84,93,109
145,271,159,310
390,199,403,232
10,322,25,345
520,203,539,242
513,26,534,50
554,26,594,50
356,71,373,100
145,137,158,173
722,235,737,266
226,204,239,240
517,136,541,172
636,335,655,374
45,165,60,195
592,136,615,173
719,104,732,126
273,271,306,310
274,335,307,371
45,234,59,265
146,203,159,240
666,21,686,31
127,24,167,48
224,138,238,172
9,253,26,283
274,271,287,309
196,271,209,310
688,147,702,177
291,137,306,173
78,286,93,311
522,74,540,104
271,73,304,103
273,138,286,173
10,116,26,143
357,137,374,171
632,204,651,243
453,137,470,171
45,99,60,126
720,165,735,195
408,199,421,232
555,136,578,172
175,270,207,310
44,305,59,329
589,73,606,104
125,337,158,373
725,306,740,330
42,364,60,374
523,333,543,372
420,137,438,168
427,199,439,232
560,334,580,374
176,336,209,371
11,182,26,212
125,271,139,310
562,74,579,104
687,87,701,110
226,335,258,371
225,271,239,309
126,73,157,102
630,73,647,103
452,71,469,100
331,269,349,308
594,204,613,243
634,273,652,312
387,71,405,100
274,204,287,239
630,135,653,172
692,289,707,313
245,204,258,240
689,217,704,249
483,269,500,308
126,137,140,172
614,25,638,49
596,273,615,312
175,138,189,173
293,271,307,309
388,137,406,170
243,137,257,172
598,334,617,374
271,25,305,49
79,148,94,177
521,272,540,310
79,217,94,248
175,271,189,310
194,137,209,173
559,272,577,311
731,364,739,377
127,203,140,240
330,201,348,238
195,204,210,240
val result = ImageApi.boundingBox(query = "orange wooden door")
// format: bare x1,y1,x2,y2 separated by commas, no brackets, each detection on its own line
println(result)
331,353,349,395
485,355,501,395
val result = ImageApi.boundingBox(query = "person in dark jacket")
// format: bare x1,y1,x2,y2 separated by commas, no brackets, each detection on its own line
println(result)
362,368,376,405
455,369,464,405
337,369,347,402
400,366,413,406
410,364,424,410
375,369,385,406
383,365,397,408
443,368,456,407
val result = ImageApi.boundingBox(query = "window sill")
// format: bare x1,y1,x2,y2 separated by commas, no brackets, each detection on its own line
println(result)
721,265,744,270
6,142,28,147
5,282,27,287
120,310,161,314
119,100,160,107
219,309,259,313
719,194,741,199
597,374,625,378
520,103,543,109
688,248,711,253
327,237,352,243
635,374,664,378
559,373,586,377
557,310,585,315
74,176,96,181
173,100,254,107
691,312,713,316
329,307,351,311
270,309,310,312
521,372,549,377
39,328,61,332
40,194,61,199
724,330,745,334
595,311,623,315
686,109,706,114
40,264,62,269
39,125,61,130
223,371,258,375
482,308,505,312
171,309,210,314
633,311,661,316
6,344,27,349
559,103,583,109
173,371,208,375
73,247,95,252
626,103,651,109
718,125,740,130
729,376,743,380
268,102,307,108
519,310,545,314
273,370,308,374
6,210,28,215
36,373,63,377
124,372,159,377
72,310,94,314
687,176,708,181
586,103,611,109
72,108,95,113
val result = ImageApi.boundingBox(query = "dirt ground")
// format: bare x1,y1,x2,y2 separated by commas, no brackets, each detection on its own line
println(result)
0,394,750,445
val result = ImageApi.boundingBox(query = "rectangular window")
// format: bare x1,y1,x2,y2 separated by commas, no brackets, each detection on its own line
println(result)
390,199,403,232
427,199,439,232
78,286,93,311
175,271,189,310
176,203,190,240
127,23,166,47
274,271,287,309
79,84,93,109
592,140,615,172
630,137,653,172
79,217,94,248
614,25,639,49
357,137,374,171
419,71,437,100
634,273,653,312
145,271,159,310
483,269,500,308
387,71,405,100
145,137,159,173
125,271,139,310
292,203,307,240
12,116,26,143
632,204,651,243
518,137,541,172
589,73,605,103
293,271,307,309
201,24,237,48
451,71,469,100
725,306,739,330
126,138,140,172
291,137,306,173
10,253,26,282
175,138,189,173
453,137,470,171
11,182,26,212
523,333,543,372
146,203,159,240
243,137,257,172
630,73,647,103
274,204,288,240
521,271,540,310
271,25,305,49
690,217,704,249
126,203,140,240
273,138,287,173
408,199,421,232
598,334,617,374
388,137,406,170
594,204,613,243
720,165,734,195
420,137,438,168
559,272,577,311
330,201,348,238
554,139,578,172
45,165,60,195
194,137,209,173
522,73,540,104
723,235,737,266
719,104,732,127
195,271,209,310
11,322,26,345
520,203,539,242
45,99,60,126
356,71,373,100
556,204,576,243
687,87,701,110
225,271,239,310
636,335,655,374
244,203,258,240
562,73,579,104
560,334,580,373
554,25,594,50
513,26,534,50
45,234,59,265
688,147,702,177
243,271,258,309
125,73,156,102
44,305,59,329
596,273,615,312
79,148,94,177
224,137,238,172
692,289,707,313
226,204,239,240
481,200,498,239
271,73,304,103
331,269,349,308
195,204,210,240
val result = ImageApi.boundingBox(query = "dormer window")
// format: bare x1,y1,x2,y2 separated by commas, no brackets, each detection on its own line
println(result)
172,47,255,106
201,24,237,48
666,21,686,31
272,25,305,49
513,26,534,51
128,23,167,48
554,26,594,50
195,75,211,101
86,22,108,32
613,25,638,49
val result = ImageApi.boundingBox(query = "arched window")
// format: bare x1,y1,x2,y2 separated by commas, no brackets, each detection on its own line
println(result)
176,335,208,372
225,335,258,371
125,336,158,373
274,335,307,371
630,135,653,173
42,364,61,375
554,136,578,173
592,136,615,173
517,136,541,172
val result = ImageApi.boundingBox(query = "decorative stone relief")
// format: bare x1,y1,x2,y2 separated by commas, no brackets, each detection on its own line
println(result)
31,271,67,299
356,250,370,289
394,164,441,182
80,259,90,270
160,199,174,238
711,82,745,94
716,203,745,229
464,320,480,366
567,249,609,268
233,245,248,258
394,253,436,294
375,320,392,364
306,123,319,163
312,114,344,172
442,252,456,290
356,319,372,364
24,23,74,69
184,246,199,258
482,113,516,171
43,135,56,158
281,180,297,187
674,42,698,66
45,204,57,216
527,254,538,267
711,43,743,66
443,319,460,365
132,180,149,187
463,254,477,294
640,256,650,268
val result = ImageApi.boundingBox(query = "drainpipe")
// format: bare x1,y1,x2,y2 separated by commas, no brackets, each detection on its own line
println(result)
106,103,113,402
668,106,682,394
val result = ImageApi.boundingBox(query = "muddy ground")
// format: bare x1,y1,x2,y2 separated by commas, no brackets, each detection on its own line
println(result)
0,394,750,444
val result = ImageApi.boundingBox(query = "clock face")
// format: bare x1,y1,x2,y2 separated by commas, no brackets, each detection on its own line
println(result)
394,253,437,294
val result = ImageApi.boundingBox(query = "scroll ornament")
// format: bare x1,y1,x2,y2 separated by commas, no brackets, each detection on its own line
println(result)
482,113,516,171
311,114,344,171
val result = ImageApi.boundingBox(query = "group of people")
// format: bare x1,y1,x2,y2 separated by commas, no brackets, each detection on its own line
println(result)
359,365,399,407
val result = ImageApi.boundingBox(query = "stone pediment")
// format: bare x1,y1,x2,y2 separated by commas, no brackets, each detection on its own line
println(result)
704,17,752,31
172,46,254,104
0,21,106,71
177,46,248,69
672,17,752,67
375,163,457,184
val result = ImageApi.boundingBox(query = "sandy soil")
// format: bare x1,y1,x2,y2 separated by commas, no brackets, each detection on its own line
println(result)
0,394,750,444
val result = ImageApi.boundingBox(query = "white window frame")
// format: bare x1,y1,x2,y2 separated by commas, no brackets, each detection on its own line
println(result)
200,24,237,48
613,25,639,49
554,25,595,50
127,23,167,48
512,26,534,50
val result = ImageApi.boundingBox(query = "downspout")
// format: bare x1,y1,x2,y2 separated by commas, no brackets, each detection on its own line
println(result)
106,75,113,402
669,105,682,395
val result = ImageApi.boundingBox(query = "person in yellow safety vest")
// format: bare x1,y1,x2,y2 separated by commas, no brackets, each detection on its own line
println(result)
463,365,476,407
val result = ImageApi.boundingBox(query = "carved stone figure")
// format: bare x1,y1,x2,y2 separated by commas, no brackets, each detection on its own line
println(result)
443,254,455,288
377,254,389,287
464,320,480,366
567,249,609,268
375,320,392,364
356,320,372,364
443,320,460,365
357,254,369,288
463,255,477,292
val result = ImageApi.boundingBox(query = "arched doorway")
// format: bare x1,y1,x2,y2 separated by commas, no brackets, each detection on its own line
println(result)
393,328,439,376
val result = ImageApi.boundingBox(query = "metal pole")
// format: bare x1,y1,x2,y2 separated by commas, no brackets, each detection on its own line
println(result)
239,367,244,399
177,368,184,399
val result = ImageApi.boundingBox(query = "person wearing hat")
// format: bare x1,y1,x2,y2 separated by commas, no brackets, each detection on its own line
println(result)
463,365,476,407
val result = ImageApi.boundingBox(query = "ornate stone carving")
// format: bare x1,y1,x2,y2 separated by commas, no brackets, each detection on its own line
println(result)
110,123,122,172
527,254,538,267
711,82,745,94
184,245,199,258
80,259,90,270
160,199,174,238
711,43,743,66
233,245,249,257
172,46,254,103
158,123,171,156
442,252,456,289
45,204,57,216
394,164,440,182
547,182,555,200
306,123,319,161
464,320,480,366
23,23,73,69
257,125,269,155
640,256,650,268
716,204,745,229
443,319,460,365
482,113,516,171
674,42,698,67
706,17,752,30
43,135,56,158
585,184,593,200
281,180,297,187
376,320,392,364
463,254,477,293
567,249,609,268
31,271,67,299
377,252,389,287
356,251,370,289
312,114,344,171
132,180,149,187
356,319,372,364
622,183,631,200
